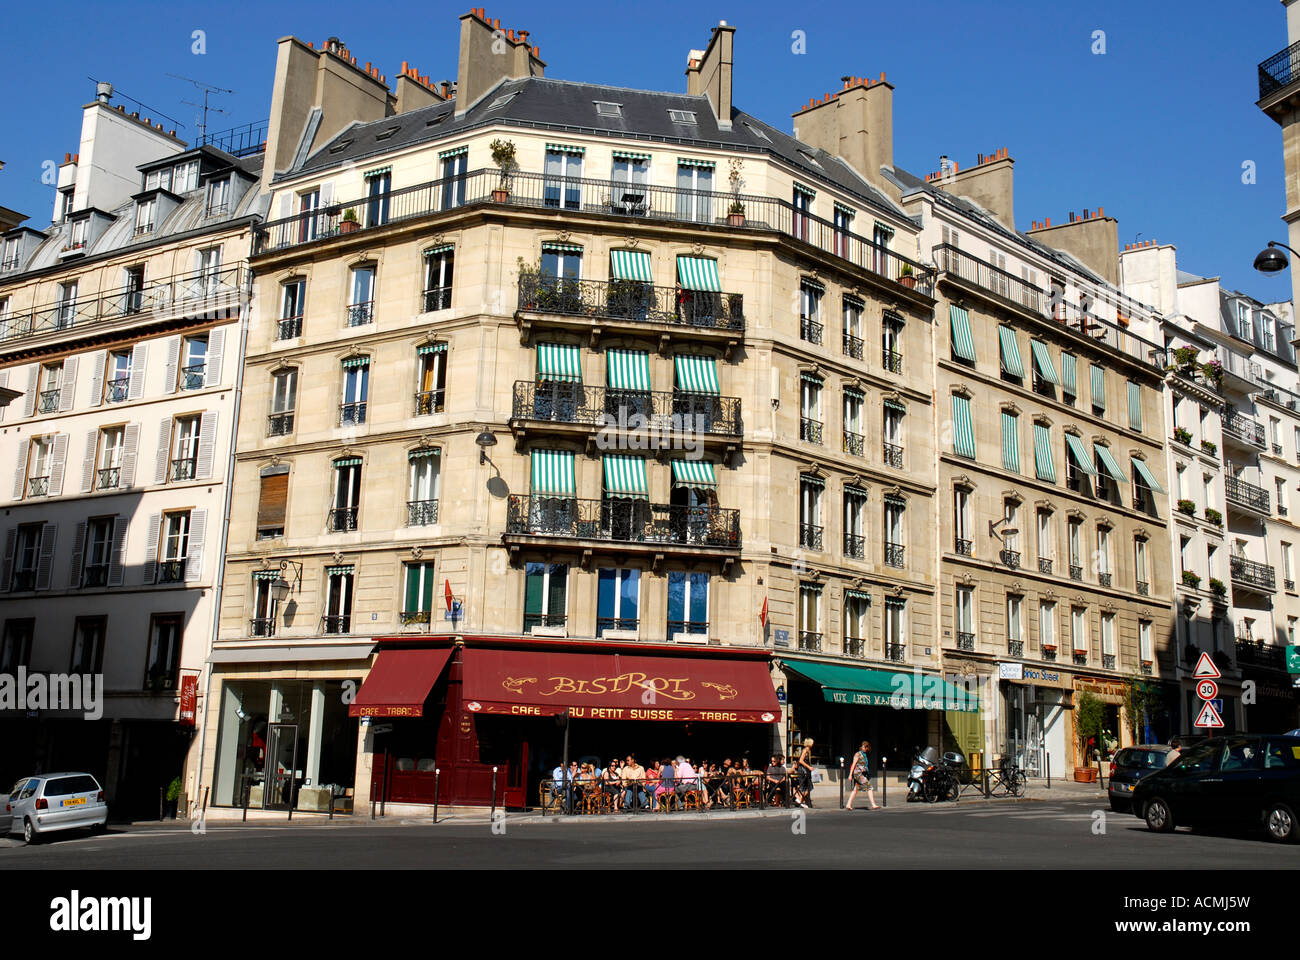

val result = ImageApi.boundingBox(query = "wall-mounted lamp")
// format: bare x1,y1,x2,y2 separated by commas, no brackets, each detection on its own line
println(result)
269,559,304,603
475,430,498,465
1253,241,1298,274
988,518,1019,543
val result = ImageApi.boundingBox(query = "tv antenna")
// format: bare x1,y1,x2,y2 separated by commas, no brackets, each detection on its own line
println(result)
168,74,234,139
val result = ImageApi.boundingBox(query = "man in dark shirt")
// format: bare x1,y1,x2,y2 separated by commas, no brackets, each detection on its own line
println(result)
765,755,788,806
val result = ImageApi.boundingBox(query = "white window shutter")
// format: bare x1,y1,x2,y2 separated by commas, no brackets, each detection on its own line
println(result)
128,342,149,400
80,430,98,493
143,512,161,583
320,182,334,206
205,328,226,387
195,410,218,479
162,336,181,395
47,433,68,496
69,521,86,587
279,193,292,218
154,418,172,484
185,509,206,582
12,441,29,500
0,370,7,421
58,356,78,412
0,528,14,588
88,351,106,407
23,367,37,418
108,517,128,586
121,423,140,487
35,523,57,590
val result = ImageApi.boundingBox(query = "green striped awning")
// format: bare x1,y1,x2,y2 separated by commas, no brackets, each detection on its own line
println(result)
610,249,652,282
607,349,652,391
844,386,865,402
1001,412,1020,473
1033,423,1056,483
325,565,354,576
333,457,362,467
1030,341,1059,384
844,588,870,602
364,165,392,178
1061,353,1078,395
612,149,651,161
950,305,977,363
537,342,582,382
603,455,648,499
952,394,976,459
884,399,906,413
671,459,717,489
1090,364,1106,410
531,449,576,496
674,355,719,394
998,325,1024,378
417,342,448,355
801,276,826,293
541,241,584,253
1064,435,1098,476
676,256,720,292
438,145,468,158
341,356,369,369
678,157,716,168
408,447,440,460
253,570,280,581
793,182,817,197
1127,381,1142,431
833,201,856,216
1093,444,1128,484
801,474,826,489
1131,457,1165,495
545,142,586,155
425,244,454,256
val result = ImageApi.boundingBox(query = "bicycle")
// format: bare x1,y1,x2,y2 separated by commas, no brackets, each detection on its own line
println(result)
989,759,1028,798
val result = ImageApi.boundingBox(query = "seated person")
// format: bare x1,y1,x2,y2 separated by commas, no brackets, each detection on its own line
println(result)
654,759,676,810
765,755,788,805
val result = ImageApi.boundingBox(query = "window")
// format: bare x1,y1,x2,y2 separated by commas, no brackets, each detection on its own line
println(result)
1002,410,1020,473
1277,477,1288,517
843,389,864,455
1101,613,1116,667
667,109,697,124
407,449,441,525
196,247,223,296
1040,601,1057,653
885,598,906,654
594,101,623,118
70,217,87,250
105,350,132,402
207,177,231,217
135,197,156,235
951,394,975,459
269,368,297,436
955,585,975,648
798,583,823,651
173,161,199,193
1096,526,1111,585
59,189,74,222
297,188,320,243
0,618,35,672
871,222,894,275
543,149,584,210
800,375,822,444
82,516,114,586
179,336,208,391
144,614,183,690
883,402,904,467
833,205,854,259
667,571,709,638
842,296,863,359
39,360,64,411
423,247,454,312
1284,542,1294,589
279,279,305,339
2,236,20,271
792,185,813,241
1135,537,1149,594
25,436,53,497
1139,620,1152,664
845,591,869,656
257,466,289,539
416,344,447,415
954,486,973,555
441,150,468,209
675,161,713,223
1002,499,1020,565
69,617,106,674
525,562,568,631
1090,364,1106,416
799,280,823,344
799,475,823,549
884,497,905,567
251,574,278,636
1007,595,1023,653
1128,380,1142,432
597,568,640,635
330,458,362,531
882,314,904,373
610,154,650,214
364,170,391,227
1071,608,1088,658
844,487,867,558
95,426,125,490
402,561,437,624
9,525,43,591
541,245,583,282
1037,509,1053,571
169,415,200,481
347,264,376,326
158,511,190,583
1068,518,1082,579
340,359,369,424
324,566,354,634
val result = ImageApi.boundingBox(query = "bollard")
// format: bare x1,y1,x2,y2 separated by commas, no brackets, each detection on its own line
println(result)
159,787,165,823
491,766,498,821
881,758,887,808
839,756,845,809
242,779,250,823
433,768,440,824
1046,752,1051,789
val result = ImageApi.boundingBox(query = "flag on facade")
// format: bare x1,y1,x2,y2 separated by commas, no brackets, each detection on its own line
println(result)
445,578,454,613
760,596,768,628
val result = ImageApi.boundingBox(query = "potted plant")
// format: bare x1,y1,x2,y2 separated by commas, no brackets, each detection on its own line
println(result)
898,262,917,289
339,208,360,234
164,776,183,819
1177,498,1196,516
490,138,517,202
1181,569,1202,588
1204,507,1223,526
1201,358,1224,389
1173,426,1193,446
1209,577,1227,597
727,199,746,227
1074,691,1105,782
726,158,746,226
1201,439,1217,457
1172,346,1199,376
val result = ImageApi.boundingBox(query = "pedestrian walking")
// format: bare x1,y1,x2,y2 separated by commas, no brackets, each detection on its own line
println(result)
794,738,815,808
845,740,881,810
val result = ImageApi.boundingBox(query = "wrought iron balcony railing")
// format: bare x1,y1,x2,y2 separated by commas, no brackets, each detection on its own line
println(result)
956,632,975,651
1225,475,1270,513
1136,580,1149,596
668,619,709,640
1223,413,1267,448
846,637,866,658
1073,652,1089,666
884,542,905,567
1098,572,1112,587
339,401,367,425
1140,661,1152,675
346,301,374,327
842,430,864,457
524,613,567,632
81,564,108,588
884,642,906,663
797,631,823,652
89,466,119,491
1038,558,1053,575
955,538,973,556
1230,555,1276,591
157,559,187,583
400,611,433,626
1236,638,1286,669
407,499,439,526
800,417,823,444
800,523,824,550
415,390,446,416
1001,549,1021,569
422,285,452,313
1260,39,1300,98
276,316,302,340
1042,646,1058,662
597,617,638,636
179,363,206,391
882,442,903,468
267,412,294,437
1008,640,1024,658
509,381,742,436
170,458,197,482
844,533,865,559
505,495,741,550
249,617,276,638
26,476,49,497
1102,654,1116,670
1070,564,1083,581
328,507,359,532
321,615,351,635
801,317,823,345
518,276,745,332
104,376,130,403
842,333,863,359
37,390,60,414
881,349,903,375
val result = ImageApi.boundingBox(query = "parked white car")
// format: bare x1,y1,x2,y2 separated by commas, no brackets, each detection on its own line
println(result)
6,773,108,844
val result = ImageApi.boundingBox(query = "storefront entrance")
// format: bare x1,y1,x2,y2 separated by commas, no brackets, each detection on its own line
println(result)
264,723,299,811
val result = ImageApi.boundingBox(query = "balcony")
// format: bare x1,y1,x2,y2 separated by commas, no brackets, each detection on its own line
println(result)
1008,640,1024,658
882,442,903,469
81,564,108,588
267,412,294,437
955,538,973,556
169,458,197,482
37,390,60,414
1102,654,1116,670
797,631,823,652
1070,564,1083,581
1042,646,1058,662
1230,555,1276,593
423,286,452,313
179,363,206,391
276,316,302,340
1225,475,1270,514
504,496,741,556
415,390,445,416
881,349,903,375
844,533,865,559
26,476,49,498
524,613,568,634
321,615,351,635
884,643,906,663
1136,580,1149,596
956,632,975,651
1236,638,1286,670
1223,413,1266,449
0,264,246,346
157,559,187,583
800,523,823,550
800,317,823,345
846,637,866,658
407,499,439,526
842,333,863,359
1259,39,1300,99
509,381,742,439
339,401,367,425
1038,558,1053,575
1098,572,1112,587
800,417,823,444
346,301,374,327
1073,652,1088,666
249,618,276,638
842,430,864,457
328,507,359,532
517,276,745,344
254,168,931,299
1000,549,1021,570
104,377,130,403
884,542,905,568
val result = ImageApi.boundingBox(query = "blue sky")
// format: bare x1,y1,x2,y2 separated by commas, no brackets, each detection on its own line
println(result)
0,0,1291,299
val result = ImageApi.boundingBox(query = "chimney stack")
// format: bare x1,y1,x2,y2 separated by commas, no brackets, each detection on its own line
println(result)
685,21,735,130
454,8,545,118
791,73,893,187
1026,207,1120,285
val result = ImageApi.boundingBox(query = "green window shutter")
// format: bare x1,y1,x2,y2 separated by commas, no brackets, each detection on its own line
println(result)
670,459,717,489
606,349,652,391
1001,412,1020,473
1065,435,1099,475
525,565,543,617
1127,380,1142,431
404,564,420,612
952,394,976,459
1033,424,1056,483
676,256,721,291
1061,353,1077,395
602,455,649,499
1090,364,1106,411
537,342,583,382
949,306,977,363
422,564,435,612
673,354,720,394
1030,341,1059,384
1131,457,1165,494
610,249,653,282
531,449,576,495
998,326,1024,378
1094,444,1129,484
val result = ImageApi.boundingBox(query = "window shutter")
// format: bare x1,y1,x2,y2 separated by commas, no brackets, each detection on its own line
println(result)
47,433,68,496
257,472,289,532
58,356,78,412
154,418,171,484
0,528,14,588
143,512,161,583
0,371,6,422
128,343,148,399
88,351,106,407
320,182,334,207
23,367,38,418
278,193,292,218
185,509,206,582
35,523,57,590
195,410,218,479
162,336,181,394
69,521,86,587
12,441,29,501
107,517,128,586
205,328,226,387
120,423,140,487
80,430,97,493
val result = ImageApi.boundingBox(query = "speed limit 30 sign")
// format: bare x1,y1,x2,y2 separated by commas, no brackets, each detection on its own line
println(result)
1196,678,1218,701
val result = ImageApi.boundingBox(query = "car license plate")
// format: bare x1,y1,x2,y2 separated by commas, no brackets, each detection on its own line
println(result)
62,797,86,807
1114,783,1130,792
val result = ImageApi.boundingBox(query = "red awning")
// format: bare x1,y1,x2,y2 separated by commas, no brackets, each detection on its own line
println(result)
461,648,780,723
348,648,453,717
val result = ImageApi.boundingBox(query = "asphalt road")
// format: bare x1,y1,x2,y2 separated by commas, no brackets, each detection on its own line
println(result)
1,797,1296,869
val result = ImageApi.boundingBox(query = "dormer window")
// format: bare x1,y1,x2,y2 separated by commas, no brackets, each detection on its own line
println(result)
135,198,157,236
594,101,623,118
144,167,172,192
207,177,231,217
59,190,75,222
69,217,88,250
173,161,199,193
668,109,697,124
1,237,19,271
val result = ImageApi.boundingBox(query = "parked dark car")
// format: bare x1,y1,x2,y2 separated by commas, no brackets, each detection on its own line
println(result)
1108,745,1175,813
1130,734,1300,843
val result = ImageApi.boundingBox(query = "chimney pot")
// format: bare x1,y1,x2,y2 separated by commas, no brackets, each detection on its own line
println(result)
493,17,499,27
1098,206,1103,217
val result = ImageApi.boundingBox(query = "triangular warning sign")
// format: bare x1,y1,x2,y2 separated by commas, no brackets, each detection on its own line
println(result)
1194,700,1224,728
1192,651,1221,679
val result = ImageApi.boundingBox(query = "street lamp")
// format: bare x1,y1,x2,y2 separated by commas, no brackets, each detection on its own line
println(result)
1252,241,1300,274
988,518,1018,542
475,430,497,465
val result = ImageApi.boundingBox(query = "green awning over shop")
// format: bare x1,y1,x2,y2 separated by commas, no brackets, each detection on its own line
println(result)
531,449,576,496
952,394,976,459
537,342,582,382
676,256,720,292
1001,411,1020,473
1030,340,1059,384
607,349,652,391
671,459,716,489
1131,457,1165,494
1034,423,1056,483
1061,353,1077,395
1094,444,1129,484
602,454,648,499
782,659,980,712
998,325,1024,378
1065,434,1098,475
610,249,652,282
1127,380,1142,431
674,354,719,394
950,305,977,363
1090,363,1106,410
